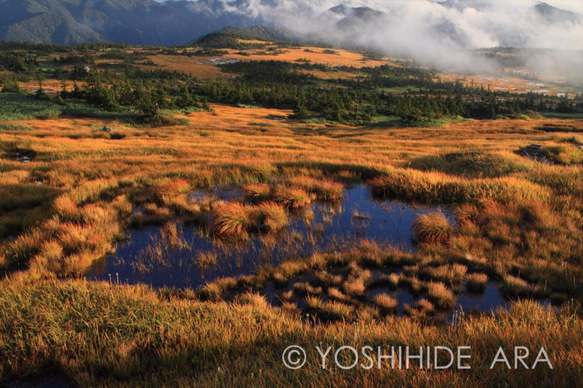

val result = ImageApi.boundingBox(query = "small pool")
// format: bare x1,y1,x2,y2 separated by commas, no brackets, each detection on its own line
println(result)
87,185,451,289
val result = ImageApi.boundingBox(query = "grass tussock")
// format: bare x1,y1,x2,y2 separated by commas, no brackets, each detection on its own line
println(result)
369,167,550,205
408,151,533,178
342,263,372,295
405,298,436,318
210,201,288,239
420,264,467,285
243,183,271,203
272,186,311,209
372,293,398,312
413,212,453,246
503,275,536,297
250,201,288,233
426,281,457,309
466,273,489,293
372,273,401,289
287,176,343,201
210,202,250,240
293,282,323,295
314,270,343,287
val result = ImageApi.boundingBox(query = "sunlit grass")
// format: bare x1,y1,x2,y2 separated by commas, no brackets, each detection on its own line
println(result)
413,212,453,246
426,281,456,309
0,101,582,385
466,273,489,293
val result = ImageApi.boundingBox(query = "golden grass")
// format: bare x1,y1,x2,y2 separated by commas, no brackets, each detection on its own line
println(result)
314,270,343,287
272,186,311,209
405,298,436,318
209,200,288,239
210,202,250,239
224,46,391,69
421,264,468,285
438,72,566,95
342,267,372,296
503,274,535,297
250,201,288,232
466,273,489,293
293,282,323,295
0,42,583,386
372,293,398,311
426,281,457,309
243,182,270,203
0,278,581,386
413,212,454,246
287,176,343,201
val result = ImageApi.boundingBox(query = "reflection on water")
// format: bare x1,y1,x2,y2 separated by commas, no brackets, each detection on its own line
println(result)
87,185,449,289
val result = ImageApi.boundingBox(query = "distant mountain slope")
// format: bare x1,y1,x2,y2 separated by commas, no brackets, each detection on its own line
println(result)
535,2,583,24
0,0,580,48
194,26,302,46
0,0,253,45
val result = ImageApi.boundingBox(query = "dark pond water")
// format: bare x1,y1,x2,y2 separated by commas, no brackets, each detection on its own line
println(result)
87,185,450,289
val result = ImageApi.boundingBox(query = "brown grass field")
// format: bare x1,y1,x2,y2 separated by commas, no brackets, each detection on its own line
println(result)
146,45,397,79
1,47,583,386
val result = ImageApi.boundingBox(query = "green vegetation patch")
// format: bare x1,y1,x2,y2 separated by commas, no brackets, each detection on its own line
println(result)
0,93,63,121
0,124,33,131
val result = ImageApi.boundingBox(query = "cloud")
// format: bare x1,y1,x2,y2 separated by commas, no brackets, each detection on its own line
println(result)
217,0,581,75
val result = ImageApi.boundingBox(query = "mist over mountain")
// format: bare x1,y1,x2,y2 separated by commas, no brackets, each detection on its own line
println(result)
0,0,581,76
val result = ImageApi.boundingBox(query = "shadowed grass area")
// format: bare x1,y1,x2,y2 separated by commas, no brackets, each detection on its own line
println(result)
0,277,581,386
0,184,61,212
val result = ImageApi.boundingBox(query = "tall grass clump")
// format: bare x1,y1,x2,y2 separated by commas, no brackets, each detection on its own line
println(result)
503,275,535,297
466,273,489,293
426,281,456,309
250,202,288,233
288,176,343,201
342,264,372,295
243,183,271,203
373,293,398,312
272,186,311,209
210,202,250,240
413,212,453,246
